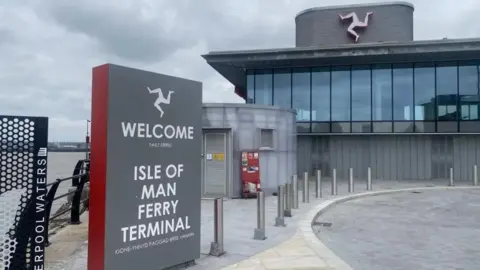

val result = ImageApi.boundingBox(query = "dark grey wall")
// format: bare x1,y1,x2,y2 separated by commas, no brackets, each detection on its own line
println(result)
297,134,480,183
295,2,414,47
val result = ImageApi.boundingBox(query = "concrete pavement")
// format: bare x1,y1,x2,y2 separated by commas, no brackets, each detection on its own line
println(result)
45,179,479,270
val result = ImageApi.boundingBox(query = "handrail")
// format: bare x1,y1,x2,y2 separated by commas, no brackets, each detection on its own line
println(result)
44,158,90,246
46,173,89,187
72,159,89,186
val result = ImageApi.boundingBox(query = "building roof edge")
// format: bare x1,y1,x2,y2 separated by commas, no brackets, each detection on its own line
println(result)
295,1,414,19
203,37,480,59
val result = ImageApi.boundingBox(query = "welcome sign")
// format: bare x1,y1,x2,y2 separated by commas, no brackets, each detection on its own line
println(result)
89,64,202,270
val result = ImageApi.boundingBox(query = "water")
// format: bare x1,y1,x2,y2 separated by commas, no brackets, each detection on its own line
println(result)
1,151,85,216
47,152,87,215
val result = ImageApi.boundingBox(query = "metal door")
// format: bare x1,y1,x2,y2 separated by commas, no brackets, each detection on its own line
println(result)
203,132,227,197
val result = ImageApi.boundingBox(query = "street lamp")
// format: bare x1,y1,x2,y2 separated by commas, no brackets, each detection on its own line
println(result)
86,119,91,160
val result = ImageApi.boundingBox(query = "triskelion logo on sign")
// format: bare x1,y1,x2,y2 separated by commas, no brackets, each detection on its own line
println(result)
147,86,174,118
120,85,194,148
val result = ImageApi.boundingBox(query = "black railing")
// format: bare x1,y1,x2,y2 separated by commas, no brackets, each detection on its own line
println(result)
45,158,90,246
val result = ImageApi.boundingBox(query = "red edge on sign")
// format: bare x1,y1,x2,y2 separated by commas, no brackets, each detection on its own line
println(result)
88,64,109,270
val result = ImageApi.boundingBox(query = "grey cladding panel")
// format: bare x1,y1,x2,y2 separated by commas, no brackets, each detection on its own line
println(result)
298,135,480,182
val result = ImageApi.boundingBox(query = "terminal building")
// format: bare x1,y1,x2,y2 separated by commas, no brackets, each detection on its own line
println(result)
203,1,480,182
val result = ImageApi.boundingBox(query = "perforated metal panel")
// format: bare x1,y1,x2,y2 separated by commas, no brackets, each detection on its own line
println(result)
204,133,227,196
0,116,48,270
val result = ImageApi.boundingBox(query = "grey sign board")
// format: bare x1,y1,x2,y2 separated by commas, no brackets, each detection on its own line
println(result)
94,64,202,270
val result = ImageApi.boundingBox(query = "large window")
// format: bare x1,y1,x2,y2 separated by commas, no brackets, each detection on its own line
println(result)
254,70,272,105
351,66,371,121
312,68,330,132
372,65,392,120
393,65,414,121
292,68,311,122
273,69,291,108
436,62,458,132
372,64,392,132
246,71,254,104
414,63,435,121
246,60,480,134
393,64,413,132
331,66,351,122
414,63,435,132
459,62,479,120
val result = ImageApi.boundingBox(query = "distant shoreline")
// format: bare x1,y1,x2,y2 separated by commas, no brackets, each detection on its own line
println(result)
48,148,89,153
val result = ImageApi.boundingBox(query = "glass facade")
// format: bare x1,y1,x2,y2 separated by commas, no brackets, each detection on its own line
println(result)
246,61,480,133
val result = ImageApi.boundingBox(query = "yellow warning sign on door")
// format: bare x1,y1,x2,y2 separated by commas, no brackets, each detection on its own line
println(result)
212,153,225,161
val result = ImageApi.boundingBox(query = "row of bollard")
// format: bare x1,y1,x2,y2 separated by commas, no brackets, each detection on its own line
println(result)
209,165,480,255
448,165,479,187
251,168,374,240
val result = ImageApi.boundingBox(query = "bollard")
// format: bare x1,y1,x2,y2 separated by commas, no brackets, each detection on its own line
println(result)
253,191,266,240
332,169,337,195
348,168,354,193
209,198,225,256
316,169,322,198
448,168,454,187
292,175,299,209
303,172,309,203
284,183,292,217
275,185,286,226
367,167,372,191
474,165,478,186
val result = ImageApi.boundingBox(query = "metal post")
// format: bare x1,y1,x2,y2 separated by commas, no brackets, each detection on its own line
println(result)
303,172,309,203
275,185,286,226
315,169,322,198
448,168,454,187
474,165,478,186
292,175,299,209
284,183,292,217
348,168,354,193
332,169,337,195
85,119,89,160
253,191,266,240
367,167,372,191
209,198,225,256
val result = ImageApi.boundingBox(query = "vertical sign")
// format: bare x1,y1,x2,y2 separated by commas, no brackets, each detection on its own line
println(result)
89,64,202,270
0,115,48,270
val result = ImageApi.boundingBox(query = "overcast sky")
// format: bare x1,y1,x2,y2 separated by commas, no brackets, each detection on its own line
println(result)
0,0,479,141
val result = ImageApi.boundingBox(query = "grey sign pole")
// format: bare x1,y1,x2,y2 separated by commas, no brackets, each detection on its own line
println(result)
209,198,225,256
303,172,309,203
253,191,266,240
474,165,478,186
275,185,286,227
348,168,354,193
332,169,337,195
292,175,299,209
315,169,322,198
367,167,372,191
284,183,292,217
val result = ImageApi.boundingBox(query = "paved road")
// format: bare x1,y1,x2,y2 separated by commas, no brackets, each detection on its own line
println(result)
314,189,480,270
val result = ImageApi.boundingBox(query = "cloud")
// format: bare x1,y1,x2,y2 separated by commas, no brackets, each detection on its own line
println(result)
0,0,478,141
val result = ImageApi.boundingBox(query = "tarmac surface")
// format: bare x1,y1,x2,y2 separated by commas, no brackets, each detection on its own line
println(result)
314,189,480,270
